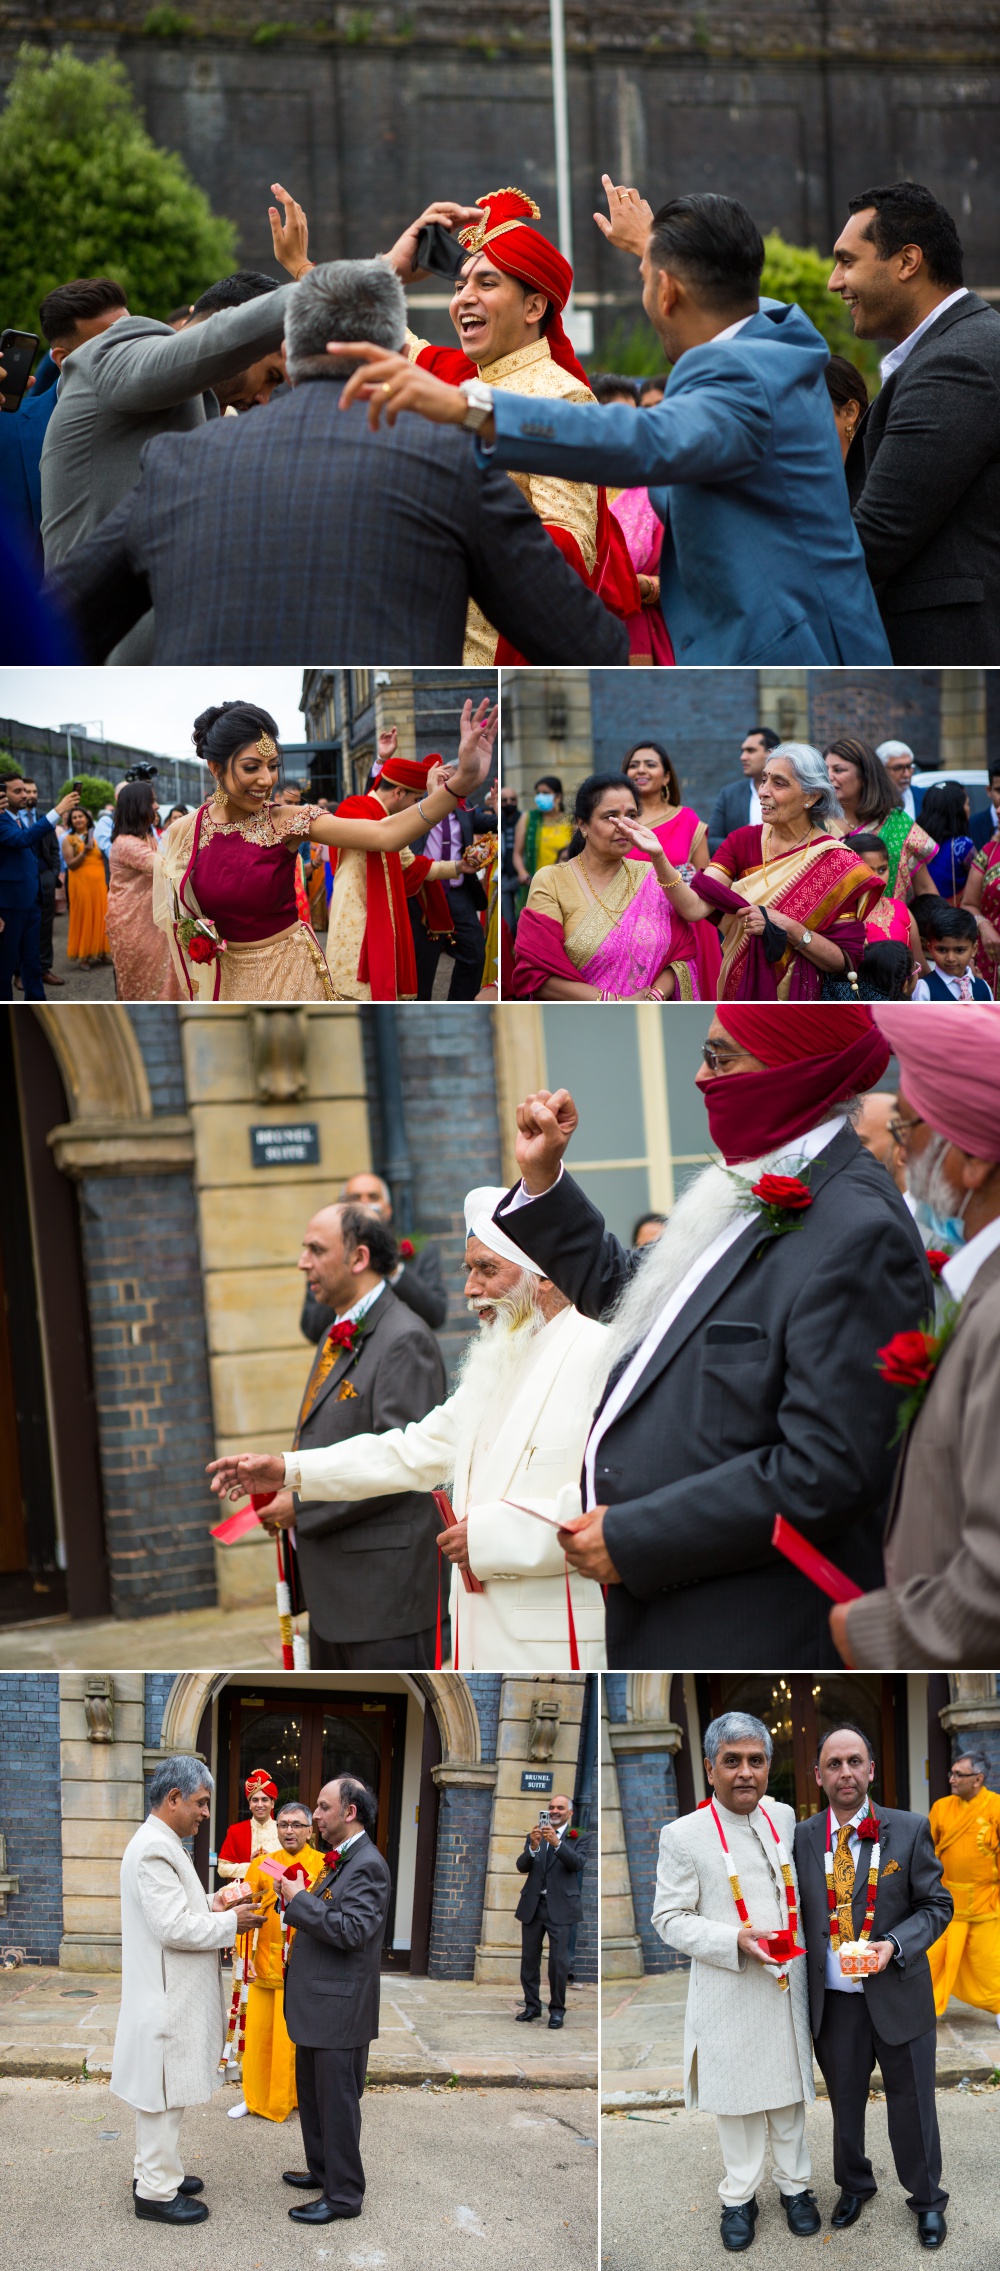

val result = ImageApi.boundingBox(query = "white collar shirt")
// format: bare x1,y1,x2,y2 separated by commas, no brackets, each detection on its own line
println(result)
823,1799,874,1994
880,289,969,382
338,1279,386,1328
942,1214,1000,1305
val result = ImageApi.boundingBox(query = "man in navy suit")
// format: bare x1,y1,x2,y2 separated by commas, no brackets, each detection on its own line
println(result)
0,280,129,572
707,727,779,854
0,778,78,999
970,759,1000,853
335,187,891,665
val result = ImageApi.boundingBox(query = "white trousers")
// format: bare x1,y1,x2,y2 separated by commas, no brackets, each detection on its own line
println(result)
134,2106,185,2201
714,2099,811,2205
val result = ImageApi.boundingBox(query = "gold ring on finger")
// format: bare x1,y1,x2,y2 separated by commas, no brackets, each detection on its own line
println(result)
381,382,393,395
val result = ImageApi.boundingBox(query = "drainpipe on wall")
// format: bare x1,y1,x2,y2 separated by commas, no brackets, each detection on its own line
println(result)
371,1007,414,1238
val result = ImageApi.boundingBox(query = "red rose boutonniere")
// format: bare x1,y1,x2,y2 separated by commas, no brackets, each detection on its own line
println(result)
327,1319,359,1353
397,1238,415,1260
751,1173,813,1225
567,1827,580,1840
323,1848,342,1870
178,915,226,965
856,1812,879,1842
877,1298,961,1442
925,1249,951,1280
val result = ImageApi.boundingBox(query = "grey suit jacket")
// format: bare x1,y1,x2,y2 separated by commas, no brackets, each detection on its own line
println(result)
794,1805,952,2045
496,1130,932,1670
846,1245,1000,1668
283,1832,390,2050
40,295,290,566
707,776,754,856
301,1242,447,1342
849,292,1000,662
44,375,630,665
293,1282,447,1644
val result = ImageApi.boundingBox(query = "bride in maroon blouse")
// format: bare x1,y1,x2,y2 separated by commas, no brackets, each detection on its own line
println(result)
154,697,494,1000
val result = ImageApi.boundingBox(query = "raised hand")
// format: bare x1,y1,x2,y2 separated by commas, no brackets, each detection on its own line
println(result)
615,812,664,857
514,1086,578,1193
453,695,499,790
377,726,399,764
594,174,654,258
269,182,312,279
383,199,484,285
206,1451,286,1499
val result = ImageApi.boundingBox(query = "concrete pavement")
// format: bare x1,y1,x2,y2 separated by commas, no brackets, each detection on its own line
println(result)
0,1598,298,1671
0,1966,596,2088
602,2090,999,2270
0,2077,597,2271
601,1970,1000,2101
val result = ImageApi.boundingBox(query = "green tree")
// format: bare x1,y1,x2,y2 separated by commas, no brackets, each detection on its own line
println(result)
591,231,880,388
58,773,116,816
0,45,238,335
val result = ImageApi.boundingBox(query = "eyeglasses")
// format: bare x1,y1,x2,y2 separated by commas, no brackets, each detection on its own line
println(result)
887,1113,925,1149
702,1041,750,1072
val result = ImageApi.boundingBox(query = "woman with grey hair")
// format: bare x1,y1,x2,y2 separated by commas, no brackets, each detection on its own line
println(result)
618,739,884,998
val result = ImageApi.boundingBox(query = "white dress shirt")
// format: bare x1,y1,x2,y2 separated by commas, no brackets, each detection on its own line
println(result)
911,970,989,1002
879,288,968,382
501,1114,849,1509
713,314,756,345
748,785,763,827
823,1801,873,1994
941,1213,1000,1305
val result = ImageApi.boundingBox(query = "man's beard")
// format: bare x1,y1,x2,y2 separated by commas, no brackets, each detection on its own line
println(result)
906,1132,968,1227
451,1273,548,1470
598,1142,823,1384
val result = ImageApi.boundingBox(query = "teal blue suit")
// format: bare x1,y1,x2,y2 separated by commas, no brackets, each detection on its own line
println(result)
482,299,891,665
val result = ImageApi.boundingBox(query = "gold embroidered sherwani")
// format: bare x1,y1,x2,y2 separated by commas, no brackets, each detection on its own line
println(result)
326,841,421,1000
405,331,598,665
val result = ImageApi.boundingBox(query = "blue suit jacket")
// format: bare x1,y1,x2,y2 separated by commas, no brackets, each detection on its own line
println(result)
707,775,755,855
0,355,59,567
0,809,55,907
486,300,891,664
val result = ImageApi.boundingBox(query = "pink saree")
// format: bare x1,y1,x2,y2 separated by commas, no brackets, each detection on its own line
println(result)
626,808,722,997
513,862,699,999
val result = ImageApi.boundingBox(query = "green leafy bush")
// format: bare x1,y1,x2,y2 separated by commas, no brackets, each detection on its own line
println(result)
591,230,880,389
58,773,116,815
142,7,195,34
0,750,22,778
252,21,302,44
0,45,238,335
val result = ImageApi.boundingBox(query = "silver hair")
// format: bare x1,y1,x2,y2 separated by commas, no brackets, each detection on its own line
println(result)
767,740,842,829
876,740,915,765
955,1748,989,1777
148,1754,213,1807
284,259,406,383
703,1712,773,1766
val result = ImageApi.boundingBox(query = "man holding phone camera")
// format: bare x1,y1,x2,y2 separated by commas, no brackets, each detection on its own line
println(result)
0,774,80,999
515,1793,590,2030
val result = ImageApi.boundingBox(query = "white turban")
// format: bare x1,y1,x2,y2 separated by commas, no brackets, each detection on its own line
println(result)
463,1185,544,1274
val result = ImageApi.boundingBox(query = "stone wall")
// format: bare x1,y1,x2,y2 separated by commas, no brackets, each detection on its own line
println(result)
0,716,206,810
473,1673,591,1987
0,1673,62,1965
58,1673,146,1972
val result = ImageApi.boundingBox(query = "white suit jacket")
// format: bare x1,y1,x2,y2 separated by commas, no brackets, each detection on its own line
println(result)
111,1814,237,2113
293,1304,608,1668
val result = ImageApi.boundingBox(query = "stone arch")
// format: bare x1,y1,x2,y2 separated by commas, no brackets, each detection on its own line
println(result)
30,1004,152,1120
159,1671,482,1771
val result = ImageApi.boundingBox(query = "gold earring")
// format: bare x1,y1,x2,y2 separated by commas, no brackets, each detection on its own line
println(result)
212,778,228,808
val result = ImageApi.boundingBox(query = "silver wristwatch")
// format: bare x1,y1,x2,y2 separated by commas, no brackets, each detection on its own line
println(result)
800,928,813,945
459,377,494,431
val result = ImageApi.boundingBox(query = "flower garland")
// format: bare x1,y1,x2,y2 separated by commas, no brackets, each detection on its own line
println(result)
876,1296,962,1443
708,1800,802,1990
825,1808,880,1955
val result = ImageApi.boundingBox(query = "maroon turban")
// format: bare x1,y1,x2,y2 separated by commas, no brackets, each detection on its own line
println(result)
704,1005,891,1163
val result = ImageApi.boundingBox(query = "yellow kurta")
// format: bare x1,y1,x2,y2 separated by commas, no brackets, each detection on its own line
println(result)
405,330,598,666
927,1789,1000,2016
241,1844,326,2121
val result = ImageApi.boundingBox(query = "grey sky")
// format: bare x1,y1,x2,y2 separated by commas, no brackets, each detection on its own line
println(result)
0,669,308,762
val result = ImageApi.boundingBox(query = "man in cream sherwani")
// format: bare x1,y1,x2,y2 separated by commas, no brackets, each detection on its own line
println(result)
208,1185,608,1669
111,1754,263,2226
652,1712,821,2253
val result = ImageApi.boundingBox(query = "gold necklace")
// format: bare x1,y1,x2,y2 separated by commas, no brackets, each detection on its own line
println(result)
760,822,818,889
208,799,278,847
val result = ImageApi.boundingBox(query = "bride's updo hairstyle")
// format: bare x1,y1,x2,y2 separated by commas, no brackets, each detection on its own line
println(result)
193,700,282,794
567,772,638,860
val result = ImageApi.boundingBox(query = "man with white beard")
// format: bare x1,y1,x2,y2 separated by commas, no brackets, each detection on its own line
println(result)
494,1005,933,1671
834,1004,1000,1669
208,1186,608,1668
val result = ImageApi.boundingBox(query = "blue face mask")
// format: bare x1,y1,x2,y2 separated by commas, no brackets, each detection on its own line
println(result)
534,791,556,812
910,1132,971,1248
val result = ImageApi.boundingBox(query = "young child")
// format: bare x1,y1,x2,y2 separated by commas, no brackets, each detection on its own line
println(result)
849,833,923,965
911,903,995,1000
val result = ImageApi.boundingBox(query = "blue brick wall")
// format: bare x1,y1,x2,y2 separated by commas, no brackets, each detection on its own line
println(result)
588,672,758,817
807,671,941,768
126,1008,188,1115
427,1783,495,1982
77,1174,217,1616
953,1731,1000,1792
144,1676,175,1750
607,1676,684,1975
0,1675,63,1963
466,1676,502,1764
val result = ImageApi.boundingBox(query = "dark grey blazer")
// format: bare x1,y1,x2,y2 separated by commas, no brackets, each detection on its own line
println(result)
515,1830,590,1925
707,776,755,855
794,1805,952,2045
45,376,630,666
849,292,1000,662
283,1831,391,2050
293,1282,447,1644
495,1129,932,1669
301,1241,447,1343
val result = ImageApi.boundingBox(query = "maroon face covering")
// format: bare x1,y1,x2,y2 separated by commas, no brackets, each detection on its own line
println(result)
703,1005,891,1163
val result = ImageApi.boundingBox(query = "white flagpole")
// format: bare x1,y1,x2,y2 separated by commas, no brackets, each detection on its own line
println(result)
549,0,573,284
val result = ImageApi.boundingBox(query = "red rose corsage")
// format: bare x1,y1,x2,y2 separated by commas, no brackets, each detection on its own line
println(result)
323,1848,341,1870
327,1320,358,1352
925,1249,951,1279
856,1812,879,1841
398,1238,415,1260
567,1827,580,1840
751,1173,813,1219
876,1300,961,1442
177,915,226,964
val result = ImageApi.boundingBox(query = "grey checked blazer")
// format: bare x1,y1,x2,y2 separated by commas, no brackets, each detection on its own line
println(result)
44,375,631,665
284,1832,391,2051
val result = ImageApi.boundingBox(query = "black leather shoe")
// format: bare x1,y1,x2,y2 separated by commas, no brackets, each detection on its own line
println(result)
134,2193,209,2224
133,2176,204,2198
548,2012,565,2029
782,2190,821,2236
917,2209,947,2249
288,2199,362,2223
831,2191,874,2229
515,2007,542,2023
720,2198,758,2251
282,2171,323,2189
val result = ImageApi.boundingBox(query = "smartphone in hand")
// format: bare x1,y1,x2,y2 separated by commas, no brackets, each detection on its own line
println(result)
1,330,40,414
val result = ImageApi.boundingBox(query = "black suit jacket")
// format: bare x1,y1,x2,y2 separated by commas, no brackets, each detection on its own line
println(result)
45,377,629,666
515,1829,590,1925
794,1805,952,2046
970,809,999,853
293,1283,447,1643
849,292,1000,662
283,1832,391,2050
411,804,489,913
301,1242,447,1342
707,776,754,856
496,1131,932,1668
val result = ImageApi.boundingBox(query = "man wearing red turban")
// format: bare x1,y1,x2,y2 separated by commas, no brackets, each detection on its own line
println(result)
217,1770,282,1880
491,1004,932,1669
837,1004,1000,1670
326,705,496,1000
381,191,643,665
